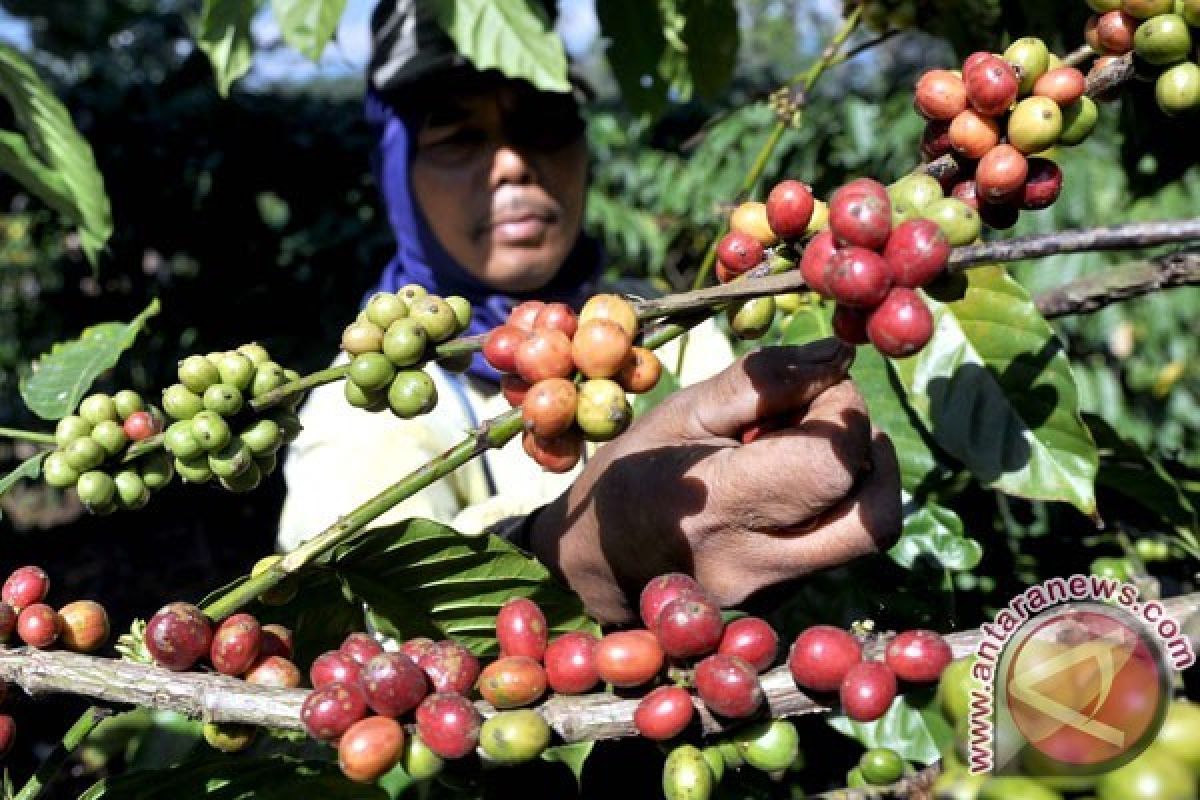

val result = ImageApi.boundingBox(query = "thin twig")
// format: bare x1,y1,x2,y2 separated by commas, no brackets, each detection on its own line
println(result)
1035,251,1200,318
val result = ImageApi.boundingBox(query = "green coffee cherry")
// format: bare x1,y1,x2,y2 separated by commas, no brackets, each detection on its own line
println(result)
846,767,870,789
235,343,271,365
345,379,387,412
1156,62,1200,115
271,411,302,444
388,370,437,418
349,352,397,393
736,719,799,772
1135,537,1170,563
114,470,150,510
922,198,982,247
239,419,283,456
716,740,743,769
217,353,256,391
576,379,631,442
175,455,213,484
255,453,277,476
1135,14,1192,65
382,319,429,367
726,296,776,340
445,296,472,332
203,383,244,416
250,362,288,399
138,451,175,490
112,390,145,420
202,722,256,753
397,283,428,304
437,352,473,374
178,355,221,394
43,451,80,489
208,441,253,479
164,420,204,460
90,420,128,458
410,296,459,343
403,734,444,782
663,745,714,800
1007,97,1063,155
479,710,551,765
1058,97,1099,146
162,384,205,420
191,411,232,452
77,470,116,508
1181,0,1200,26
1003,37,1050,95
219,458,262,493
365,292,409,329
700,747,724,785
54,415,93,447
859,748,906,785
64,437,106,472
78,394,117,425
890,174,944,222
342,321,385,355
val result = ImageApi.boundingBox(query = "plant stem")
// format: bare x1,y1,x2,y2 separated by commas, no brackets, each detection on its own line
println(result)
0,427,56,446
247,364,349,412
13,706,108,800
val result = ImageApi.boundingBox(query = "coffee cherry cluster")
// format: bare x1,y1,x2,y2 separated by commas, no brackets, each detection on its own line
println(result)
341,286,473,418
0,565,110,653
160,344,300,493
915,40,1088,232
42,389,173,514
482,295,662,473
1083,0,1200,115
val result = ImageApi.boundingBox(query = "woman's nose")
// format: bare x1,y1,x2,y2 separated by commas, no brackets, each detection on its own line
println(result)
489,145,538,188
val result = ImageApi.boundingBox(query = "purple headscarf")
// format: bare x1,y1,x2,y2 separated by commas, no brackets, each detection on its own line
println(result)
364,89,604,383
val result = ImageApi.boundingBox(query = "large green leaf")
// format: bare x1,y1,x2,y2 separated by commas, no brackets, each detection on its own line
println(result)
80,756,383,799
827,688,953,766
430,0,569,94
596,0,668,116
890,499,982,573
197,0,257,97
680,0,738,100
891,267,1098,515
270,0,348,61
1086,413,1197,530
0,451,46,504
20,299,160,421
0,44,112,265
334,518,597,656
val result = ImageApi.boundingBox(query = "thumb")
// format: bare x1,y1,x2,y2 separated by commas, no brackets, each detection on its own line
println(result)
683,338,855,440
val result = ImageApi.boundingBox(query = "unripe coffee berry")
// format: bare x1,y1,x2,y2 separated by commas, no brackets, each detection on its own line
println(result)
203,721,256,753
477,656,547,709
572,319,633,380
3,566,49,611
543,631,600,694
765,180,815,240
349,353,397,393
578,294,638,338
90,420,127,457
145,602,213,671
410,296,459,343
342,321,385,355
479,709,551,765
361,652,429,717
717,617,779,673
616,347,662,394
496,597,549,660
788,625,862,692
388,370,437,418
595,630,664,688
736,718,800,772
64,437,105,472
113,389,145,419
1007,97,1062,155
885,629,953,684
339,716,405,783
79,393,118,425
948,110,1001,159
202,384,243,416
694,654,763,718
1034,67,1087,106
655,593,724,659
17,603,61,648
867,288,935,358
415,693,482,759
575,379,632,442
58,600,109,653
730,201,778,247
840,661,898,722
54,415,92,447
634,685,695,740
302,682,369,741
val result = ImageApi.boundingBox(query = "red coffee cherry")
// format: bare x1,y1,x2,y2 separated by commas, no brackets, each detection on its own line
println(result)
867,288,935,358
17,603,60,649
655,593,725,659
3,566,49,611
532,302,578,338
245,655,302,688
825,247,893,309
978,198,1021,231
915,69,968,121
634,685,696,741
788,625,862,692
829,185,891,250
260,624,294,659
145,602,213,671
58,600,110,653
799,230,838,298
840,662,898,722
515,329,575,384
483,325,529,374
0,602,15,643
501,374,532,407
0,715,13,758
361,652,429,717
311,651,364,690
616,347,662,394
210,613,262,676
1021,157,1063,211
1091,10,1137,54
883,219,951,288
340,632,385,666
122,410,160,442
508,300,545,332
477,656,547,709
639,573,703,630
975,144,1028,205
417,640,481,695
920,120,953,161
832,305,871,346
521,378,578,438
840,177,890,205
963,55,1018,116
765,180,815,240
716,231,765,281
415,693,482,759
694,654,763,718
522,430,583,474
301,681,369,741
496,597,549,660
961,51,991,74
544,631,600,694
717,617,779,673
399,637,437,663
1033,67,1087,106
885,629,953,684
594,630,665,688
571,319,633,380
339,716,405,783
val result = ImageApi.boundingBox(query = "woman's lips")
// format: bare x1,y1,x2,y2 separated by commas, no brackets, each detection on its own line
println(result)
490,214,551,244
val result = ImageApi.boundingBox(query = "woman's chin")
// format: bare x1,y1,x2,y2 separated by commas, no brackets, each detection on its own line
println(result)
478,250,568,293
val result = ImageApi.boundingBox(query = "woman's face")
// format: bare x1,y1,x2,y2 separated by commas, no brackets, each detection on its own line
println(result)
410,79,588,292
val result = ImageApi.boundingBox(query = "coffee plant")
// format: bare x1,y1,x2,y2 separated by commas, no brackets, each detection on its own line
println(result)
0,1,1198,798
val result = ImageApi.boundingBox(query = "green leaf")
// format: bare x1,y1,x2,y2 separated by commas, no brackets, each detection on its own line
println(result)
430,0,569,94
890,500,983,572
270,0,348,61
891,267,1098,515
197,0,258,97
0,451,46,502
596,0,668,116
542,742,593,789
1086,412,1197,530
680,0,738,100
334,518,597,656
80,756,384,799
827,688,953,766
20,299,160,421
0,44,113,265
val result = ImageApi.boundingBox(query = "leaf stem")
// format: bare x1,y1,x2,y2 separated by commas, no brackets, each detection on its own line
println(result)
0,427,56,446
13,706,109,800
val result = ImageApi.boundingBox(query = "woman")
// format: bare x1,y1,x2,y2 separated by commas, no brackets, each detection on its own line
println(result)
278,0,901,626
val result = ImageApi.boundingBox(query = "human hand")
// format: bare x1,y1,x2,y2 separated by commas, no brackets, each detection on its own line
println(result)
529,338,901,625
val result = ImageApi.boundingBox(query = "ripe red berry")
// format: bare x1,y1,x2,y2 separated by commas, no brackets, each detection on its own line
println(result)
339,716,405,783
17,603,60,649
978,198,1021,231
961,51,991,74
58,600,110,653
1021,157,1063,211
655,594,724,660
415,693,482,759
416,640,481,695
883,219,951,289
914,69,968,121
515,329,575,384
532,302,578,338
301,681,369,741
788,626,862,692
639,573,703,630
948,109,1001,159
0,602,15,642
829,186,891,250
976,144,1028,205
963,55,1018,116
210,613,262,676
799,230,838,298
840,661,898,722
399,637,436,662
501,374,532,407
522,430,583,473
634,685,696,740
496,597,549,661
145,602,213,671
1033,67,1087,106
544,631,600,694
694,654,763,718
483,325,529,374
594,630,664,688
832,305,871,346
477,656,547,709
840,178,890,205
716,231,765,280
0,715,13,758
245,655,303,688
508,301,545,332
260,624,293,659
866,289,935,358
361,652,429,717
1091,10,1137,54
765,180,815,240
717,617,779,673
3,566,49,611
521,378,578,438
825,248,892,309
885,629,953,684
616,347,662,394
122,410,159,442
311,651,363,690
341,632,385,666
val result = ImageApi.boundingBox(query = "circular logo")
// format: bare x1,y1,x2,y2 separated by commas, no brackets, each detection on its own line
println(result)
1002,603,1169,774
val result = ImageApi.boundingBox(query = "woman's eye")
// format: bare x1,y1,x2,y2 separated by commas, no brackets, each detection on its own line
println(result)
419,129,486,164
